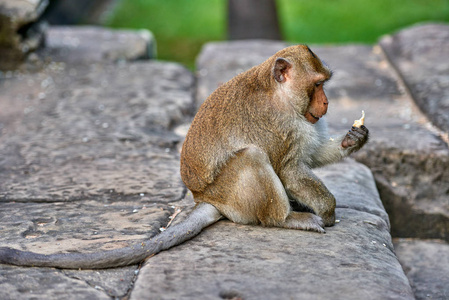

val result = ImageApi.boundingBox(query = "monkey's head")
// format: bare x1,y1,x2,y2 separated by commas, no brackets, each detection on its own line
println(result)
272,45,332,124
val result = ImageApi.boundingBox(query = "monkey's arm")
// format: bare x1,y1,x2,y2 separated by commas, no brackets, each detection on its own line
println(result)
310,125,369,168
309,136,347,168
280,164,336,226
0,203,222,269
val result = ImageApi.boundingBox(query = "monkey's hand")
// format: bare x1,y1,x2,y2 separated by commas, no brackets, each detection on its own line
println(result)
341,125,369,152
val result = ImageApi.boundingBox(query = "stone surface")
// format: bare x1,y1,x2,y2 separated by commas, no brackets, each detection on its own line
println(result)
131,160,413,300
40,26,156,65
0,61,193,202
196,40,449,242
394,238,449,300
0,201,171,252
0,265,137,299
380,23,449,133
0,0,48,70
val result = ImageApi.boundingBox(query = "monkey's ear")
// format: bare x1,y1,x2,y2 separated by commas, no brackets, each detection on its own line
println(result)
273,58,292,83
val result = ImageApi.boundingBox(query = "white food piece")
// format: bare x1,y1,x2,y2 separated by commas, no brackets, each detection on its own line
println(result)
353,110,365,128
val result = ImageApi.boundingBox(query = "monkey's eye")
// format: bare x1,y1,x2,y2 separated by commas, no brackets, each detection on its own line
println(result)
315,81,323,87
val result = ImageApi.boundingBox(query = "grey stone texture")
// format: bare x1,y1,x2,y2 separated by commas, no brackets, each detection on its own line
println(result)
394,238,449,300
40,26,157,65
0,26,193,299
2,265,137,300
0,61,192,202
380,23,449,133
0,0,48,70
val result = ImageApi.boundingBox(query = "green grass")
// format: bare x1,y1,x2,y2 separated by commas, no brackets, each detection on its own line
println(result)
105,0,449,68
105,0,226,68
278,0,449,43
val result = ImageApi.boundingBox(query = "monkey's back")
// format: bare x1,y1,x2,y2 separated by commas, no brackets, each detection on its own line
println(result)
180,62,272,189
180,67,295,193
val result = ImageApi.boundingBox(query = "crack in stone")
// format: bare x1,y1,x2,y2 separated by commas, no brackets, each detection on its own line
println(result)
60,270,111,298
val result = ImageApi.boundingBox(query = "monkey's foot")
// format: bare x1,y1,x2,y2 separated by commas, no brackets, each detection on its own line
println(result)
283,212,325,233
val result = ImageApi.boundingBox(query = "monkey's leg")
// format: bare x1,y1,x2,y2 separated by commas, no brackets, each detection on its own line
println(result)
280,166,336,227
197,146,325,233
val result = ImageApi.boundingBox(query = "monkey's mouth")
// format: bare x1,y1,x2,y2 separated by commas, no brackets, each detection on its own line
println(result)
309,112,320,120
305,111,320,123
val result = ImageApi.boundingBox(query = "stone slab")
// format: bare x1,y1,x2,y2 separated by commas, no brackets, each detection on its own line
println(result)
0,201,170,252
0,58,194,298
131,160,413,300
0,61,193,202
0,199,162,299
196,40,449,242
394,238,449,300
380,23,449,133
0,265,137,299
40,26,156,65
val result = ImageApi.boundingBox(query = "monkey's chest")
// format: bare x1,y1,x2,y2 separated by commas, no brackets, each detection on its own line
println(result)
277,130,321,167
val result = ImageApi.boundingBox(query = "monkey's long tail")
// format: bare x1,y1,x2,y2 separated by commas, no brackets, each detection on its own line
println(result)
0,202,222,269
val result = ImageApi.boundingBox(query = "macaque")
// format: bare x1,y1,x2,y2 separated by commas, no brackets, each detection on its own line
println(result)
0,45,369,269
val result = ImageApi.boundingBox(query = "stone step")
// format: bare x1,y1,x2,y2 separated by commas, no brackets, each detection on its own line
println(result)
131,160,413,299
40,26,157,65
394,238,449,299
0,61,191,203
0,27,193,298
380,23,449,134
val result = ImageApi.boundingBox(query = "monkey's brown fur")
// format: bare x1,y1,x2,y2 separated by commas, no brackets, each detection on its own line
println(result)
0,45,369,269
181,45,368,231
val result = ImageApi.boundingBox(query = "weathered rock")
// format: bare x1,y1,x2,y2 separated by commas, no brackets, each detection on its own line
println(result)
196,41,449,242
0,0,48,70
0,57,194,298
380,23,449,133
0,61,193,202
0,200,171,252
394,238,449,300
39,26,156,65
131,160,413,300
0,264,137,299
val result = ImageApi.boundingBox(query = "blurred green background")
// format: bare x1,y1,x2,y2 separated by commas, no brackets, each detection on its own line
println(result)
105,0,449,68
